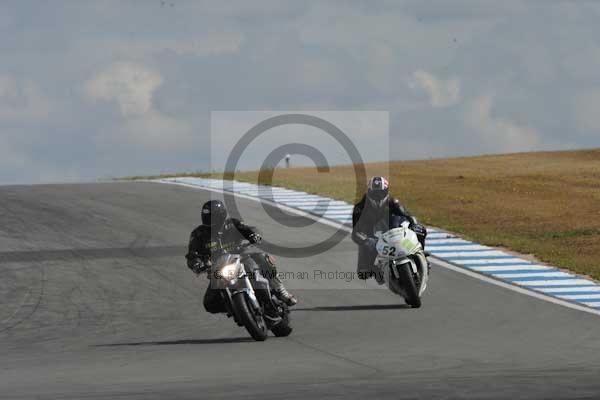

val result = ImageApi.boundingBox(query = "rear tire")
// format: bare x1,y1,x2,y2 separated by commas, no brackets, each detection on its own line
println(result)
271,311,293,337
232,293,268,341
398,262,422,308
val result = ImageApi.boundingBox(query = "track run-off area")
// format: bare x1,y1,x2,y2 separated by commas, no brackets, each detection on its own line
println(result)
1,182,600,399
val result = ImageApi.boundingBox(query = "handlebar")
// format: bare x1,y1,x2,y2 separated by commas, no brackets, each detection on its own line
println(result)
231,240,253,253
186,240,254,264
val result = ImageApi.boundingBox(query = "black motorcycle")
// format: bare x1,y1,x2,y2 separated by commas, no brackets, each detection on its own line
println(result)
192,242,292,341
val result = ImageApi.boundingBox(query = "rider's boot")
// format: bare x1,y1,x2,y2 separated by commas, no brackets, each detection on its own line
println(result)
374,269,385,285
259,254,297,306
270,275,297,306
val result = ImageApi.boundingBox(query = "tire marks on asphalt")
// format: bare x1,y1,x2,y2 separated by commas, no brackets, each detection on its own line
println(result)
0,245,186,264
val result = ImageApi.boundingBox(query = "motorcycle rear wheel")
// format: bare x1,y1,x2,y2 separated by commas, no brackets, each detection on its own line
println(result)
270,310,293,337
232,293,268,341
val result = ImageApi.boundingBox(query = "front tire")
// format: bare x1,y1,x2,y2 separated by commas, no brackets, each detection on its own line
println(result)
398,262,422,308
232,293,268,341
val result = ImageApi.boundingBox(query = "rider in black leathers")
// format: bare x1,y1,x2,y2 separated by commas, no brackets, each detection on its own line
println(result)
186,200,297,313
352,177,427,280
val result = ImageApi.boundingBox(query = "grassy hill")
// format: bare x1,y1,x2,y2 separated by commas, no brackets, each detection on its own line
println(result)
135,149,600,280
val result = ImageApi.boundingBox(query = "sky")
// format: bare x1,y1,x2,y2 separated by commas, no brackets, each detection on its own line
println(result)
1,0,600,184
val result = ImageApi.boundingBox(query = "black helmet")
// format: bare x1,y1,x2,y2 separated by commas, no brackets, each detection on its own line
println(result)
367,176,389,208
201,200,228,228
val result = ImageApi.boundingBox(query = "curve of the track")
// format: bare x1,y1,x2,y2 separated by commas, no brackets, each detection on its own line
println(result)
1,182,600,400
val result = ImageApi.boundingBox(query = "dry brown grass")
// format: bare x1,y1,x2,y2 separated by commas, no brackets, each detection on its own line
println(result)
223,149,600,280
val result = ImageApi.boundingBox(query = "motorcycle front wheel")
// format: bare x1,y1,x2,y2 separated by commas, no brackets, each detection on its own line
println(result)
232,293,268,341
397,262,422,308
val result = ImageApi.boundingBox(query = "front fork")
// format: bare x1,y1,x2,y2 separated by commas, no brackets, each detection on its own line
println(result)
384,253,428,296
222,273,282,327
232,277,261,311
218,275,261,325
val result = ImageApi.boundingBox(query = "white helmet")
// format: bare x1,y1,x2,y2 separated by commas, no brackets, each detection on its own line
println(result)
367,176,389,208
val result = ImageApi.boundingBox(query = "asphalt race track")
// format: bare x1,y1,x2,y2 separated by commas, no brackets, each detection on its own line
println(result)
1,182,600,399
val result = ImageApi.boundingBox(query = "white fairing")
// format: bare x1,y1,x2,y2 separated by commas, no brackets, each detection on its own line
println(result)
375,221,429,297
375,222,422,258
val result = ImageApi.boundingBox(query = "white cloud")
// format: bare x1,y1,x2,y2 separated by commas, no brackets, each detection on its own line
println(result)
85,62,195,151
122,110,194,151
84,61,162,117
3,1,600,183
464,94,540,152
409,70,461,107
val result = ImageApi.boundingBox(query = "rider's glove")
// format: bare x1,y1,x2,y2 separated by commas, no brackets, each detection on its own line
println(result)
411,223,427,237
248,232,262,244
186,252,211,274
189,261,204,274
188,259,208,274
365,237,378,250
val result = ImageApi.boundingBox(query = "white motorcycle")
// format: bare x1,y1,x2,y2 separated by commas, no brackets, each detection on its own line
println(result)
373,216,429,308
